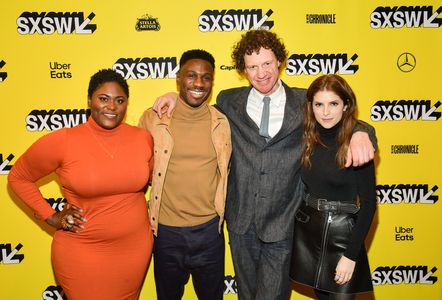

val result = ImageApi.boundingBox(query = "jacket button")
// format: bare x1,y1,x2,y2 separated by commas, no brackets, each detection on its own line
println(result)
155,196,158,200
158,172,161,176
164,149,168,154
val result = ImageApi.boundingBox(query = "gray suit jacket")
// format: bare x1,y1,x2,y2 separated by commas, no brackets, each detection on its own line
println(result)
216,81,306,242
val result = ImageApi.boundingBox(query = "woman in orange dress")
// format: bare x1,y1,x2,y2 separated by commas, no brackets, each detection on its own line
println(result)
8,69,154,300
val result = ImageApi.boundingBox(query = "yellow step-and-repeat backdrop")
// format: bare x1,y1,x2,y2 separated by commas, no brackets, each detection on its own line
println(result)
1,1,441,299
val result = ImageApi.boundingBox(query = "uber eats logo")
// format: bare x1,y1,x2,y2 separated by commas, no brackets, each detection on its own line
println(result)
286,53,359,75
370,6,442,29
370,100,441,121
17,12,97,34
372,266,438,285
26,109,90,132
198,9,274,32
113,57,179,80
377,184,438,204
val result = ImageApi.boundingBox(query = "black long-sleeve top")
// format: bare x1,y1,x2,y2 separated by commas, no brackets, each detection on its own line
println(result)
301,122,377,260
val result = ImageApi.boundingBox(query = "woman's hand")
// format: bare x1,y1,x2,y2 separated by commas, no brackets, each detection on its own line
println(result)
334,255,356,285
45,203,87,232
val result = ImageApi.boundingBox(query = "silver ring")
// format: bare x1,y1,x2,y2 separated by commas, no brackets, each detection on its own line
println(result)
66,215,75,224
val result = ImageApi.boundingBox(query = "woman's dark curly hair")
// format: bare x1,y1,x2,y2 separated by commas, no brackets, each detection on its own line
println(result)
88,69,129,98
232,29,288,73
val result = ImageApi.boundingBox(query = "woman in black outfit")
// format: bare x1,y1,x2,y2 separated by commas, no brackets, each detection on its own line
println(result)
290,74,376,300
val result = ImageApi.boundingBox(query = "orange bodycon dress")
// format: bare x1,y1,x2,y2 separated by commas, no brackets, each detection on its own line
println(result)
8,117,154,300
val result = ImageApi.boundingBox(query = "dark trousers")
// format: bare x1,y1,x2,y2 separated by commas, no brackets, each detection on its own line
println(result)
229,224,292,300
153,217,225,300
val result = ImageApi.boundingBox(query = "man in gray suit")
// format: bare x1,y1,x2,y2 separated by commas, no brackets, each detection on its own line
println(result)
154,30,375,300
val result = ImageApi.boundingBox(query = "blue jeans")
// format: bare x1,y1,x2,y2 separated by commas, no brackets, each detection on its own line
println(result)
153,217,224,300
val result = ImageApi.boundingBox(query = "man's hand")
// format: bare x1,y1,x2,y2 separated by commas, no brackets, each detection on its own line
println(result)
346,131,374,167
152,92,178,118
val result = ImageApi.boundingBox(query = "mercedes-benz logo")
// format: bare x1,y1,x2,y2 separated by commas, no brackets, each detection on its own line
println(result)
397,52,416,72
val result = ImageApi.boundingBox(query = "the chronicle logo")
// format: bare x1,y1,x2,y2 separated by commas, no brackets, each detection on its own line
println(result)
391,144,419,154
370,6,442,29
306,13,336,24
370,100,441,121
397,52,416,72
372,266,438,285
377,184,438,204
286,53,359,75
0,153,14,175
43,286,66,300
198,9,274,32
135,14,160,31
17,12,97,35
26,109,90,132
113,57,178,80
0,243,24,264
0,60,7,82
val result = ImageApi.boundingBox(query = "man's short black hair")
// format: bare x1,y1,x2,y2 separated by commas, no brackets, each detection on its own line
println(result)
179,49,215,70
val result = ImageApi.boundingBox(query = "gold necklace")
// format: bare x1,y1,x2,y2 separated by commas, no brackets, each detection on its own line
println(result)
86,123,120,159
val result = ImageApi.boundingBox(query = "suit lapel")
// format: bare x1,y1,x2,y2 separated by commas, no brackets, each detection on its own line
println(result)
269,81,303,145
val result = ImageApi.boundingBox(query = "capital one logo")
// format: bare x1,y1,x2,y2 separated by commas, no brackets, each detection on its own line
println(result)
377,184,438,204
372,266,438,285
113,57,179,80
17,12,97,34
0,60,7,82
0,243,24,264
286,53,359,75
370,6,442,28
370,100,441,121
0,153,14,175
198,9,274,32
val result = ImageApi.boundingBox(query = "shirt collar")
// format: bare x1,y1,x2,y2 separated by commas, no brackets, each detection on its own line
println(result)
250,79,284,107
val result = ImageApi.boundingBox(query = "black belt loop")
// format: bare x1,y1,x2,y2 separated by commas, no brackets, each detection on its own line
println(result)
305,194,359,214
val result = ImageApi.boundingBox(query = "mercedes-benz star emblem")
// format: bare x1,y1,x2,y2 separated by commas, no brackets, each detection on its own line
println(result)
397,52,416,72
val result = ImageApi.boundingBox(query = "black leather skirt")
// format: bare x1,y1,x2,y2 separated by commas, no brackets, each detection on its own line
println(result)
289,201,373,294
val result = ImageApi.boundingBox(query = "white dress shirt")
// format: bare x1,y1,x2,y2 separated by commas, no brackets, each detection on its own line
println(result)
246,80,286,139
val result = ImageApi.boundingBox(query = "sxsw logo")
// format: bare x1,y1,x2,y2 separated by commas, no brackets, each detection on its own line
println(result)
198,9,274,32
370,6,442,29
0,153,14,175
0,243,24,264
372,266,438,285
113,57,179,80
26,109,90,132
370,100,441,121
377,184,438,204
0,60,7,82
17,12,97,35
46,198,67,212
286,53,359,75
224,275,237,294
43,286,67,300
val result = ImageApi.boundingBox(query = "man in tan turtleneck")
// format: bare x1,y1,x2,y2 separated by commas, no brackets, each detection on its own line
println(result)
138,49,231,300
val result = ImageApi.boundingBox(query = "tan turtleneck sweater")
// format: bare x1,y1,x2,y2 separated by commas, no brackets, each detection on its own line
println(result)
159,97,219,227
